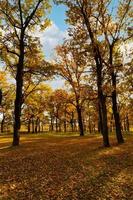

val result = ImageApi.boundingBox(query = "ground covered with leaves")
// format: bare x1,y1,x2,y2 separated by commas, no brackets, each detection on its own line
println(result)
0,133,133,200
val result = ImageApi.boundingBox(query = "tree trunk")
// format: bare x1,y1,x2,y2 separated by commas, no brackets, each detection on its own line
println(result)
76,105,84,136
32,118,35,133
100,95,110,147
59,121,62,132
98,102,103,134
0,89,2,105
41,123,44,132
126,114,129,132
28,118,31,133
74,119,77,132
64,109,67,132
109,114,113,133
96,61,110,147
111,87,124,143
1,114,5,133
110,45,124,144
38,119,41,133
88,115,92,134
35,118,38,133
13,68,23,146
50,114,54,131
55,117,58,132
81,11,109,146
13,33,24,146
64,120,67,132
70,112,74,132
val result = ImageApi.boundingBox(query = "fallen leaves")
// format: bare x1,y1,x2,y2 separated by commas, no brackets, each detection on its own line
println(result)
0,134,133,199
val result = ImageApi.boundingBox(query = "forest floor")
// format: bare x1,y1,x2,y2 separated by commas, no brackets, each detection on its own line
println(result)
0,133,133,200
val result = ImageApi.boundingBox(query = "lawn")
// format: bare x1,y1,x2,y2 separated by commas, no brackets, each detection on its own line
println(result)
0,133,133,200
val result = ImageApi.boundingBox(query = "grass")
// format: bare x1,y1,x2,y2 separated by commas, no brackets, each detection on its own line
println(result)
0,133,133,200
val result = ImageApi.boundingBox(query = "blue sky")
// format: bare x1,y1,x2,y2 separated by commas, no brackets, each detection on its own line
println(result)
40,3,68,89
38,3,68,60
49,3,68,31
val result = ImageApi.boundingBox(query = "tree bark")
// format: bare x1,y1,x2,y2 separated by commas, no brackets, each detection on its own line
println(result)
35,118,39,133
64,109,67,132
0,89,2,105
100,95,110,147
88,115,92,134
81,9,110,146
96,57,110,147
70,112,74,132
28,118,31,133
111,87,124,143
55,117,58,132
1,114,5,133
126,114,130,132
13,30,24,146
76,105,84,136
32,118,35,133
110,46,124,144
50,113,54,131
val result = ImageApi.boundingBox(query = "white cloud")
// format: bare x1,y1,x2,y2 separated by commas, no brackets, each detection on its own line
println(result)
35,22,68,59
121,42,133,64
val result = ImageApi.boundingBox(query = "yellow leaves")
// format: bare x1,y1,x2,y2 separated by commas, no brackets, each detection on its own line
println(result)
36,8,45,18
25,0,33,6
40,18,51,31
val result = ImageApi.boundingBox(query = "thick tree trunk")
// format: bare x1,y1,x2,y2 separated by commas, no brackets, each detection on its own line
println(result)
109,46,124,144
59,121,62,132
110,45,124,144
1,114,5,133
111,86,124,143
64,109,67,132
126,114,130,132
64,120,67,132
32,119,35,133
35,118,39,133
0,89,2,105
13,66,23,146
96,61,110,147
74,119,77,132
13,33,24,146
98,102,103,134
70,112,74,132
81,11,109,146
28,118,31,133
100,95,110,147
41,123,44,132
76,105,84,136
38,119,41,133
88,115,92,134
109,114,113,133
50,114,54,131
55,117,58,132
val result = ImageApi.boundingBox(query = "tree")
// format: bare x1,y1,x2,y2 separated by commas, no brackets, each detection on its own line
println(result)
23,83,52,133
95,0,132,143
54,0,132,146
0,71,15,133
0,89,2,105
56,39,91,136
0,0,51,145
54,0,110,146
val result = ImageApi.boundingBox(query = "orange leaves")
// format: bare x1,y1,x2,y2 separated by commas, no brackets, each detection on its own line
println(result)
1,134,133,199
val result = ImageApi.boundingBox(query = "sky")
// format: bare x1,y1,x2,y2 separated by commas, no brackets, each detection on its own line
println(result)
50,3,68,31
40,3,68,60
40,3,68,89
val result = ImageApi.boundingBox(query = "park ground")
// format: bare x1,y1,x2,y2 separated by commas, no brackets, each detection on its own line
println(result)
0,133,133,200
